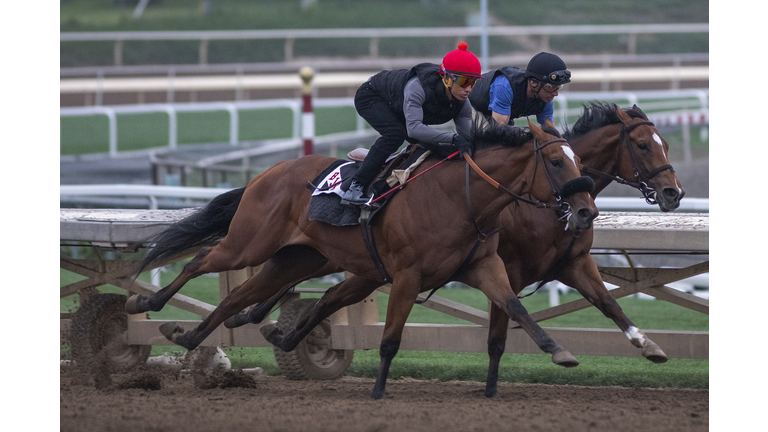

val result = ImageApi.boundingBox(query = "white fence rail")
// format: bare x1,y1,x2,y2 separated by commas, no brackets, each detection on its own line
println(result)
59,184,709,213
60,23,708,67
61,89,708,158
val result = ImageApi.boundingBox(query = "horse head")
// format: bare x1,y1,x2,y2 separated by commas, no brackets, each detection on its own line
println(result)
527,119,598,232
614,104,685,212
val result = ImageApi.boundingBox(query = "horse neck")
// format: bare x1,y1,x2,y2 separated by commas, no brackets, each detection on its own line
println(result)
569,124,622,197
465,144,535,226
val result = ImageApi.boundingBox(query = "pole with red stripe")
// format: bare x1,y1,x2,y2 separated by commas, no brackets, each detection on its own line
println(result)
300,66,315,156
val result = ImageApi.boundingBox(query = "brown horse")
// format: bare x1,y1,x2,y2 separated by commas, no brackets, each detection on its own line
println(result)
482,101,685,396
235,102,685,397
128,120,598,399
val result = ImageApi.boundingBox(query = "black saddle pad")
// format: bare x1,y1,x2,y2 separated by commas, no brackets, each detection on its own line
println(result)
307,160,365,226
306,145,430,227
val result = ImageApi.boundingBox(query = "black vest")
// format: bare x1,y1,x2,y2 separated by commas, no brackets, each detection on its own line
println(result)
469,66,547,124
368,63,465,125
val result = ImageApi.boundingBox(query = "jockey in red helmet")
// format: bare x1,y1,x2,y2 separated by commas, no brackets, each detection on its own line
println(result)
341,42,483,207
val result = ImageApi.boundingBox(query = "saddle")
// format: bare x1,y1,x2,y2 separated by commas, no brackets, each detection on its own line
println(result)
306,144,431,227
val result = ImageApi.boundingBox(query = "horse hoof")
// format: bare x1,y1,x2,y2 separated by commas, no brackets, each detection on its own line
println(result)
371,389,387,400
642,342,669,364
159,322,184,342
552,350,579,368
484,387,498,398
125,294,144,314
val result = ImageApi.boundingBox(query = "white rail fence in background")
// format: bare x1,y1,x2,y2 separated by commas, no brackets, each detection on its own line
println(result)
59,184,709,213
60,89,709,158
60,23,708,67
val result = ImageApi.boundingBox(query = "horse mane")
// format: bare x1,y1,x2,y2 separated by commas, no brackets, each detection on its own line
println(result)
422,116,562,158
469,116,551,151
563,101,648,140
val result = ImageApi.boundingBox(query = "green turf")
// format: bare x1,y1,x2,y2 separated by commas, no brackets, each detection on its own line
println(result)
60,259,708,388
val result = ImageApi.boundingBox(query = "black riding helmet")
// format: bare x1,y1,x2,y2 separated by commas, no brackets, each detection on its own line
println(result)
525,52,571,85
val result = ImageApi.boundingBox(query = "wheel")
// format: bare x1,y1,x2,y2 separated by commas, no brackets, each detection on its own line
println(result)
69,293,151,373
272,298,353,380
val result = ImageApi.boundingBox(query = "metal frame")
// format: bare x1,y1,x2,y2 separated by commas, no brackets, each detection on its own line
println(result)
60,209,708,359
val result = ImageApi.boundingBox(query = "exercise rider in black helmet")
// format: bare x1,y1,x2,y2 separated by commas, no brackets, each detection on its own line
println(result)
340,42,484,207
469,52,571,130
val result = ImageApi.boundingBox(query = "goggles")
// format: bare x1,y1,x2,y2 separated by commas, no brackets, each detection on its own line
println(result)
448,73,477,88
542,82,565,93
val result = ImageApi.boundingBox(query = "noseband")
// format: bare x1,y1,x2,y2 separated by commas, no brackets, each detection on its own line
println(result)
581,120,674,205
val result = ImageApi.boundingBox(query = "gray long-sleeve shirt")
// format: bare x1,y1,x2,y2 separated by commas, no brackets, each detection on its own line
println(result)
402,77,473,145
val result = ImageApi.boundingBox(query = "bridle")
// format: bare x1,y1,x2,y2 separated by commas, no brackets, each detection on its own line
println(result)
463,137,586,240
579,120,674,205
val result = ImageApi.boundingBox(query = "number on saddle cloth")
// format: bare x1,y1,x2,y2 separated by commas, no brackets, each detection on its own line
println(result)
306,145,432,227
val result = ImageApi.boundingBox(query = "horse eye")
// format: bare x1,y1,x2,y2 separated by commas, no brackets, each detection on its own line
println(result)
637,142,649,150
550,159,563,168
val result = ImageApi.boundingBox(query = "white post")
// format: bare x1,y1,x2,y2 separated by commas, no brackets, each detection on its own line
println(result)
548,283,560,307
480,0,489,72
133,0,151,19
227,104,239,146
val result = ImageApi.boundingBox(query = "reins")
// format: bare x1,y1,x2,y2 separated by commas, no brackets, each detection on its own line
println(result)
580,120,674,205
368,150,462,205
463,137,573,220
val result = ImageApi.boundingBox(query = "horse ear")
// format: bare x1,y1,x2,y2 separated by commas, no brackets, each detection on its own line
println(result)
615,104,632,124
528,118,544,139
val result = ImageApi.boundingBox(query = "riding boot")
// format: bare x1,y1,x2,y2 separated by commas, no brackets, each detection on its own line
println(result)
340,179,371,206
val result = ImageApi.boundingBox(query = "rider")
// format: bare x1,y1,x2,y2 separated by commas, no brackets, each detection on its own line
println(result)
469,52,571,130
340,42,483,207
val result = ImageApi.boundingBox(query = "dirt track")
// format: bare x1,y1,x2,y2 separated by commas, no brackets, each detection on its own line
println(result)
60,368,708,432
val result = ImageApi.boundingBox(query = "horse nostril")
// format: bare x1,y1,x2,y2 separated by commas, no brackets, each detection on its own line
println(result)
663,188,680,201
578,208,596,222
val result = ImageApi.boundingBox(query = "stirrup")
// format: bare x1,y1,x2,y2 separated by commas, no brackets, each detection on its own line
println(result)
340,181,371,206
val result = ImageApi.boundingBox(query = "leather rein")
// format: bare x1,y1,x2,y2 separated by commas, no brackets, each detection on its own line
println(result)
579,120,674,205
463,137,573,241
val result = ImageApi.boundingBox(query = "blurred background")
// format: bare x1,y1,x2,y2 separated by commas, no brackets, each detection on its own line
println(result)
60,0,708,209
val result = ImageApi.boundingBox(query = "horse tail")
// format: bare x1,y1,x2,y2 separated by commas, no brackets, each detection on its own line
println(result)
136,187,245,275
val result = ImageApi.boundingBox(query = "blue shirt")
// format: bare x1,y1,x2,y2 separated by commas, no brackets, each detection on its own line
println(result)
488,75,554,125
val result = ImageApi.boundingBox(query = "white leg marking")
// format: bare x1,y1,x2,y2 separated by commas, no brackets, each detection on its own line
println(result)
625,326,646,344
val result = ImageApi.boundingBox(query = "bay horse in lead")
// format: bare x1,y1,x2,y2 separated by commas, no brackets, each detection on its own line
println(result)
228,102,686,396
128,120,598,399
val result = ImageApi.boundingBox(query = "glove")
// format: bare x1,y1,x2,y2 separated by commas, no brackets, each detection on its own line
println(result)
452,133,474,157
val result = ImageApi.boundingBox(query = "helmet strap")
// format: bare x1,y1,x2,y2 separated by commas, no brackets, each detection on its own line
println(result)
528,79,543,99
441,74,453,89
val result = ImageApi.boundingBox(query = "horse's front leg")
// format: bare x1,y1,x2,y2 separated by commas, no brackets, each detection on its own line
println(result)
485,303,509,398
559,253,668,363
370,274,421,400
459,254,578,368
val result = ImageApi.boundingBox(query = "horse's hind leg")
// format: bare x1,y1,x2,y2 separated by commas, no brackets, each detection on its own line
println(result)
159,245,330,351
225,262,345,329
261,274,382,351
558,254,668,363
126,245,218,314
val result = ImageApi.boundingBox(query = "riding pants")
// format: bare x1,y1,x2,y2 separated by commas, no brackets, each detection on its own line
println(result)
352,82,409,187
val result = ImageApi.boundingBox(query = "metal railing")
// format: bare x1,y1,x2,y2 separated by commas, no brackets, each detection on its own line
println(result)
59,184,709,212
60,23,708,67
60,89,709,158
